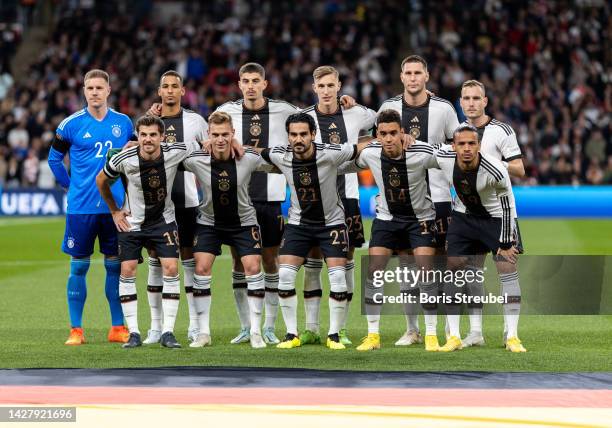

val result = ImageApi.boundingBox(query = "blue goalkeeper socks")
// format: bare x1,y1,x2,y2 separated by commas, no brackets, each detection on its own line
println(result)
67,258,90,328
104,258,124,326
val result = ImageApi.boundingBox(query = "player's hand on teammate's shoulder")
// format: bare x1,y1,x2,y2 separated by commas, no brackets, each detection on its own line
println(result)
230,138,245,159
111,209,131,232
340,95,356,109
496,246,519,264
402,133,416,149
147,103,162,117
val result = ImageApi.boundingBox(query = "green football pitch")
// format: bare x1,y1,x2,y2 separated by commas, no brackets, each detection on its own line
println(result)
1,217,611,371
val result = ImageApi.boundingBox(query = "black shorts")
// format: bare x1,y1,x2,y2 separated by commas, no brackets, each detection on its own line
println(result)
175,206,198,249
446,211,506,256
280,224,348,259
193,224,262,257
433,201,452,248
253,201,284,248
118,221,179,262
369,218,437,251
342,198,365,248
514,218,525,254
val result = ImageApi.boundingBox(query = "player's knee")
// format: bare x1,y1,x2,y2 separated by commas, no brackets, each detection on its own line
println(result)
161,264,178,277
195,265,212,276
70,258,90,276
242,259,262,276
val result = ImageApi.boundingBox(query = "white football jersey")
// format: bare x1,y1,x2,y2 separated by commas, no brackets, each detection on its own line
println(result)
162,108,208,209
104,141,200,231
261,143,357,226
216,98,299,202
302,103,376,199
378,95,459,203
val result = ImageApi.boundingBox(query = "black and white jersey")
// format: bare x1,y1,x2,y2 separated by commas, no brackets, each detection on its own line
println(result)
302,104,376,199
161,108,208,209
340,141,436,222
215,98,299,202
183,148,275,227
378,95,459,203
261,143,357,226
103,141,200,231
433,149,515,245
463,116,521,218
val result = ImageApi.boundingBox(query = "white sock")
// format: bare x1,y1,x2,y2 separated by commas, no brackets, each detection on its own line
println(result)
420,280,438,336
246,272,265,335
278,264,299,336
340,259,355,329
466,265,484,334
447,314,461,338
401,262,420,332
232,271,250,330
182,258,198,332
328,266,347,336
161,275,180,334
303,258,323,333
364,278,382,334
263,272,279,329
147,257,162,332
119,275,139,334
500,271,521,338
193,274,211,335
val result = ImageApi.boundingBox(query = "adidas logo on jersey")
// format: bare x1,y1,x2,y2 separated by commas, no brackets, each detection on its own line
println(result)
329,123,338,129
167,125,175,131
252,114,260,120
219,171,229,177
83,132,92,138
411,116,419,123
390,167,398,173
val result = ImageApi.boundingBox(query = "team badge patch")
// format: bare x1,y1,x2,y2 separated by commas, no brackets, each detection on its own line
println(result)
166,135,177,143
299,172,312,185
149,176,161,188
409,126,420,139
250,123,262,136
218,178,230,191
389,175,401,187
329,132,341,144
112,125,122,138
67,238,75,248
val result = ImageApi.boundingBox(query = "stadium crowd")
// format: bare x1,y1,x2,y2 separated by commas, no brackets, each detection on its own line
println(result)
0,0,610,188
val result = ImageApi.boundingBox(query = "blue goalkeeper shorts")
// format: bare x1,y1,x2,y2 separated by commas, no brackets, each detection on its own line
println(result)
62,214,118,257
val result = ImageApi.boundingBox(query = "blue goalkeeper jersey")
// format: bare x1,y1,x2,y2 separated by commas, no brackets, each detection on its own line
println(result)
54,108,133,214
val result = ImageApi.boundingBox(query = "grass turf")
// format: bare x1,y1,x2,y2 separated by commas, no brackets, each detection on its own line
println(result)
0,217,611,371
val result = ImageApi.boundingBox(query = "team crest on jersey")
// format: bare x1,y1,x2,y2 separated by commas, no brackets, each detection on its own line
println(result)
112,125,122,138
459,179,471,194
409,126,420,139
218,178,231,191
389,175,401,187
250,123,262,136
149,176,161,188
166,134,177,143
67,237,75,248
299,171,312,185
329,131,341,145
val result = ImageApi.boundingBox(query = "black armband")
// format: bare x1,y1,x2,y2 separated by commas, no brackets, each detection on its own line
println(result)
51,133,71,154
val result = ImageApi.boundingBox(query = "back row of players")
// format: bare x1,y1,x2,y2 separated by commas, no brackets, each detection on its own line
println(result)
51,55,526,352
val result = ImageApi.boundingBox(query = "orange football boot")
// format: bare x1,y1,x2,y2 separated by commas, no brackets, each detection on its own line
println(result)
108,325,130,343
65,327,85,345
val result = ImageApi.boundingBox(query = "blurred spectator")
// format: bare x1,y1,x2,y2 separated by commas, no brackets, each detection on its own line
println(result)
0,0,609,187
